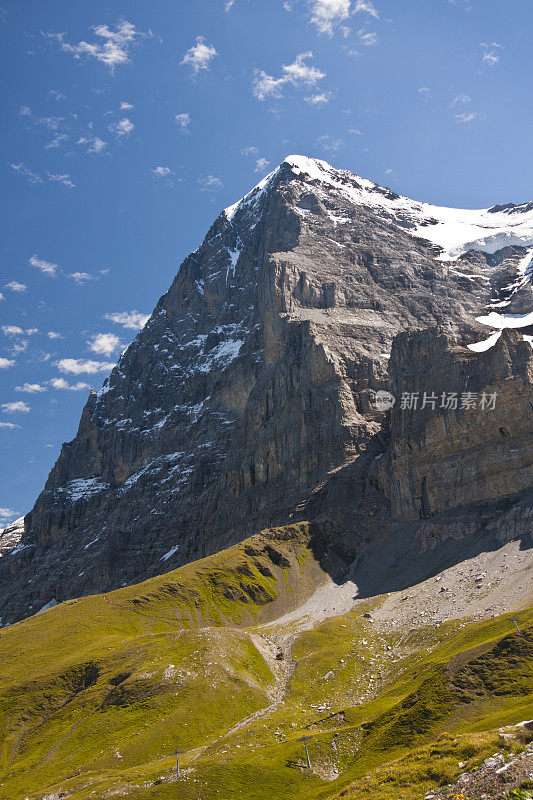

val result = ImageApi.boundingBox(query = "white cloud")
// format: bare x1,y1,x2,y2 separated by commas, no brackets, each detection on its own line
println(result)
309,0,350,35
19,105,32,116
354,0,379,17
2,401,30,413
69,272,95,284
225,0,236,9
49,377,91,391
153,166,174,177
47,331,62,339
120,101,134,110
26,328,38,335
455,111,485,123
11,340,28,355
5,281,27,292
305,91,330,105
29,254,59,277
57,358,115,375
48,20,144,72
109,117,134,136
0,422,21,430
198,175,223,192
88,332,121,356
11,163,75,188
358,28,379,45
418,86,431,96
15,383,46,393
10,162,43,184
77,136,107,154
0,357,15,368
316,133,344,153
481,42,502,66
2,325,24,336
45,132,69,150
49,89,66,101
0,293,4,301
181,36,218,75
451,94,471,106
0,507,18,520
348,127,363,135
241,145,259,156
174,112,190,132
46,171,76,188
104,311,150,330
255,157,271,172
253,52,325,101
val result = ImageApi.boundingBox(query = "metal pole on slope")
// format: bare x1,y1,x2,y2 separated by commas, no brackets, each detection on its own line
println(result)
174,749,185,778
298,736,312,769
511,617,522,635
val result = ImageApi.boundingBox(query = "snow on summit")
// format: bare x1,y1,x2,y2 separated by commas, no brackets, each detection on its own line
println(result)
224,155,533,263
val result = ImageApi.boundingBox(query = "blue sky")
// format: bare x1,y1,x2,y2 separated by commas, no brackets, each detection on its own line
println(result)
1,0,532,525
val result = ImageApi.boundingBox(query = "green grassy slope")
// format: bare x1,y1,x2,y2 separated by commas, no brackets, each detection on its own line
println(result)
0,522,531,800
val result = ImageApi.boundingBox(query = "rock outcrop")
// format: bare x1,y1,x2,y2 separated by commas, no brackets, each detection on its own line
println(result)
1,155,532,623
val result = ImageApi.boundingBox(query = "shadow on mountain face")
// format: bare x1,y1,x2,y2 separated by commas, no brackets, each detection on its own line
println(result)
347,521,533,601
305,486,533,598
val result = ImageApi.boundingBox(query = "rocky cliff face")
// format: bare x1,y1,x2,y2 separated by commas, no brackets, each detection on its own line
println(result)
1,155,532,623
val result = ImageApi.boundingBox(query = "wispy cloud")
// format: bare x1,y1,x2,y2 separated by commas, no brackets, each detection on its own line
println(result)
15,383,46,393
11,163,75,188
46,20,146,72
253,52,325,101
47,331,62,339
2,401,30,413
120,101,134,110
88,332,121,357
77,136,107,154
181,36,218,75
198,175,223,193
5,281,27,293
255,157,270,173
46,171,76,188
305,91,331,105
481,41,502,66
358,28,379,46
316,133,344,153
45,132,69,150
174,112,190,132
49,377,91,391
308,0,350,36
417,86,431,98
69,272,96,284
10,162,43,184
0,507,19,521
455,111,485,123
57,358,115,375
0,422,21,430
30,254,59,277
153,166,174,178
104,310,149,330
354,0,379,18
109,117,134,136
451,93,471,106
2,325,24,336
0,357,15,368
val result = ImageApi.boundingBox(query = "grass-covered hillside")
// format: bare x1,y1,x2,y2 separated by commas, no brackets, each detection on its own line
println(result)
0,521,531,800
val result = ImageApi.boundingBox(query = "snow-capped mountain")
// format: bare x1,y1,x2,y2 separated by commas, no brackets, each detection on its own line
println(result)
1,155,531,623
